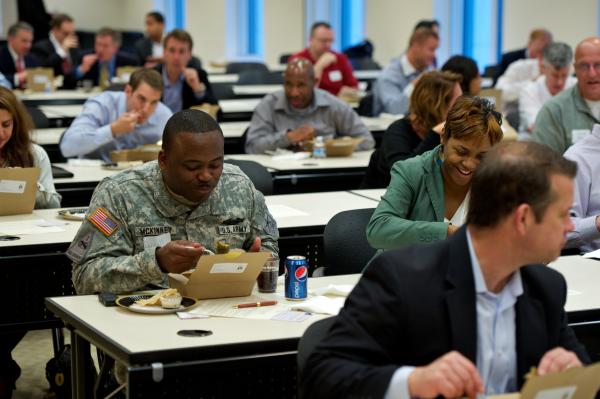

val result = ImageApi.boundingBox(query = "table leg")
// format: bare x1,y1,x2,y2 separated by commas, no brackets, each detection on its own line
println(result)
70,331,90,399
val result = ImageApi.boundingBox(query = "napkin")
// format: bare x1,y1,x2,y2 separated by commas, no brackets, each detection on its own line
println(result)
290,296,346,315
310,284,353,297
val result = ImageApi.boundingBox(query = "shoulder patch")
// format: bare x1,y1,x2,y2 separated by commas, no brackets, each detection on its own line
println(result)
66,231,94,262
87,207,120,237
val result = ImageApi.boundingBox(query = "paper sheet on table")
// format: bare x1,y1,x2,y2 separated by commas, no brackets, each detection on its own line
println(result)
67,159,104,167
310,284,353,297
582,249,600,259
271,152,311,161
0,219,65,234
290,296,346,315
187,295,292,320
267,204,308,218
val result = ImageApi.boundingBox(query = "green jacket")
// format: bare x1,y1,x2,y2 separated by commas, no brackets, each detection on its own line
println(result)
532,85,599,154
367,146,448,250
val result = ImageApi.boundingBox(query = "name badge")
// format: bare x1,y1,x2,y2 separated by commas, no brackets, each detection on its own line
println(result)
328,70,342,82
217,225,250,235
143,232,171,249
571,129,590,144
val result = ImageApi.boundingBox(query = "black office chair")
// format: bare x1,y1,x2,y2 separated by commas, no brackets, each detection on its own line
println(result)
237,70,270,85
279,53,292,64
319,208,376,276
350,57,381,71
212,83,236,100
297,316,337,397
483,64,500,78
26,107,49,129
225,62,269,74
357,92,375,117
225,159,274,195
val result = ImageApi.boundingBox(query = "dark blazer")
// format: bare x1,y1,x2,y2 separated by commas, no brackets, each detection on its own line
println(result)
31,39,79,89
78,51,140,87
134,37,153,64
361,116,440,188
301,228,590,399
0,45,39,88
155,64,218,109
494,48,527,84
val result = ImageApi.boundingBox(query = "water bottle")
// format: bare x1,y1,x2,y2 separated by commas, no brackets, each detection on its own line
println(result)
313,136,326,159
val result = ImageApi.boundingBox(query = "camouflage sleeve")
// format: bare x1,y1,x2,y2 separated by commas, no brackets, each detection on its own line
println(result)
249,186,279,257
68,179,166,294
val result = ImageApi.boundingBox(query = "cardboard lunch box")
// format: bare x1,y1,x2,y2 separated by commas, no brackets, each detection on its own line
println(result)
168,251,271,300
109,144,161,162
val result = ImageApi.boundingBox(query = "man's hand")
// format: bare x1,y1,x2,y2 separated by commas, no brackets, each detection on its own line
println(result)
183,67,206,94
287,125,315,144
247,237,261,252
156,240,206,274
61,34,79,51
110,112,140,137
595,215,600,233
15,71,27,86
79,54,98,74
538,347,582,376
314,52,337,74
408,351,484,399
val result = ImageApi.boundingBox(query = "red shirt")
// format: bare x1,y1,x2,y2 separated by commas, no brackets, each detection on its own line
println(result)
289,48,358,95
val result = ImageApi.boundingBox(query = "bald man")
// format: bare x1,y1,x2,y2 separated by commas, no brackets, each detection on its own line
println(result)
533,37,600,153
244,59,374,154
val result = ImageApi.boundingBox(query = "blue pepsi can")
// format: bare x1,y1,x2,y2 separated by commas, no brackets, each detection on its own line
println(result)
285,255,308,300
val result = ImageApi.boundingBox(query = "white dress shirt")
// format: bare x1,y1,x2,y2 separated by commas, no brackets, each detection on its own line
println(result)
496,59,540,103
519,75,577,132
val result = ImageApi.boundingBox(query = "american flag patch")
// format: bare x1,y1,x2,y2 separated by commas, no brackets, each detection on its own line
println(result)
88,208,119,236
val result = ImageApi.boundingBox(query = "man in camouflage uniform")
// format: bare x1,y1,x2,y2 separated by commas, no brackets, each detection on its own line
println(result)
68,109,279,294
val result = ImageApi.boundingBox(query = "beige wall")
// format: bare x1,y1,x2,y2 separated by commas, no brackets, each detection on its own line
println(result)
263,0,304,65
366,0,434,65
503,0,597,53
44,0,153,31
186,0,227,64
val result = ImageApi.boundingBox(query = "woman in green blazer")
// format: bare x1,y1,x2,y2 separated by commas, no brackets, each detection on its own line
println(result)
367,96,504,250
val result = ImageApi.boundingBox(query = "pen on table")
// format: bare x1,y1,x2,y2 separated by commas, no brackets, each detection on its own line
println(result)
234,300,278,309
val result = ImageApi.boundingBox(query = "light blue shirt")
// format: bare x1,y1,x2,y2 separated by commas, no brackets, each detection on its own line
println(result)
0,71,10,88
564,123,600,252
162,67,185,112
60,91,172,161
372,55,423,116
384,229,523,399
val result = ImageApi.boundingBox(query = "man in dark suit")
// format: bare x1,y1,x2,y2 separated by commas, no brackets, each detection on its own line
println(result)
31,13,79,89
302,141,589,399
155,29,217,113
494,28,552,84
134,11,165,67
0,22,38,89
75,27,139,88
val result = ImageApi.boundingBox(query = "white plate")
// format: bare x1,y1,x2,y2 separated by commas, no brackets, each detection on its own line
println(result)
116,295,198,314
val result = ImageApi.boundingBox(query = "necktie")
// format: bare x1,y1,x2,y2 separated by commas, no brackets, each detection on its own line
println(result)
99,62,109,89
16,56,25,89
62,56,71,74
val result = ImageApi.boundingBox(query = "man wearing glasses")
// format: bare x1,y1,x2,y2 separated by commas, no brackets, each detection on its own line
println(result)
533,37,600,153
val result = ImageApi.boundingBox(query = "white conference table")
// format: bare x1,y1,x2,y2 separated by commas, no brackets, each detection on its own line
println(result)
227,150,373,171
350,188,386,202
549,256,600,315
17,90,96,103
52,162,117,184
38,104,83,118
32,127,65,145
45,273,360,397
0,190,378,248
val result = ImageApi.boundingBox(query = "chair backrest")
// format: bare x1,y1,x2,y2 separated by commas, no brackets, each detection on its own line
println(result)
225,62,269,74
26,107,49,129
237,70,270,85
279,53,292,64
323,208,376,275
224,159,273,196
212,83,236,100
297,316,336,396
350,57,381,71
357,92,374,117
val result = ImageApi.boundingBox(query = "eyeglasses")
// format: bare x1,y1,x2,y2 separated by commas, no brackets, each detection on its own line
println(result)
574,63,600,73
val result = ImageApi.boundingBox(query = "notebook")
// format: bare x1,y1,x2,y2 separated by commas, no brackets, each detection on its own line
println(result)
0,167,41,216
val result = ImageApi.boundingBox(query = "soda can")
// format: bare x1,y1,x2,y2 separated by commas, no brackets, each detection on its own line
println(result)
284,255,308,300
